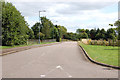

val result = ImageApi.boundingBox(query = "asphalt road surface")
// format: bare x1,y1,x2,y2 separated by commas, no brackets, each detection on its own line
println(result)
2,42,118,78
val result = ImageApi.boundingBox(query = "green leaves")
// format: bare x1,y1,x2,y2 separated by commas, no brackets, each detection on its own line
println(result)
37,32,45,40
114,20,120,40
31,17,67,42
2,2,30,46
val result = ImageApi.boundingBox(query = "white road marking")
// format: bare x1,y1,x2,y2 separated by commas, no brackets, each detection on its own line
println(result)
68,75,72,78
58,66,72,78
56,65,61,69
40,65,72,78
40,75,45,78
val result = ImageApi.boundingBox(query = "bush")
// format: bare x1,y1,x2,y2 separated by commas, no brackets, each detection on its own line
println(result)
87,39,91,45
102,40,105,46
2,2,29,46
94,40,97,45
37,32,45,40
88,39,118,46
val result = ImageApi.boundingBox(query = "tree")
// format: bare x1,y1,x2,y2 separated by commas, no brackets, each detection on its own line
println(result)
106,28,116,40
54,25,67,42
50,26,56,39
81,32,88,39
76,29,85,34
76,29,88,40
64,32,78,41
41,17,54,39
100,28,106,40
109,24,113,26
85,29,90,38
37,32,45,41
31,22,40,39
114,20,120,40
76,34,81,40
95,33,101,40
57,25,67,38
27,28,34,39
90,29,96,40
2,2,29,46
95,28,100,40
31,17,67,42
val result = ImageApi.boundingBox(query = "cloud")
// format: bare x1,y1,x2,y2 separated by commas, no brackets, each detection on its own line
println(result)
6,0,119,2
7,1,118,16
55,2,116,15
6,0,118,32
50,10,117,32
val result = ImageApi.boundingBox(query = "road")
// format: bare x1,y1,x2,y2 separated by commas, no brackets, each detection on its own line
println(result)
2,42,118,78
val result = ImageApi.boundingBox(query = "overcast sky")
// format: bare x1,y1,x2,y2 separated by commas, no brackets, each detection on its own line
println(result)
6,0,119,32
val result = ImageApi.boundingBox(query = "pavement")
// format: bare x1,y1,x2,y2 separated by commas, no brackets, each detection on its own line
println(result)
2,41,118,78
1,42,59,56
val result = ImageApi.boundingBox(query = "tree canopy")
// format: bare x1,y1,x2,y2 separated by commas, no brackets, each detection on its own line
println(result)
2,2,33,46
31,17,67,42
2,1,119,45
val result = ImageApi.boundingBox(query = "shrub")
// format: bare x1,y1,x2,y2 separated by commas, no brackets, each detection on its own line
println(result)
88,39,118,46
2,2,29,46
87,39,91,45
94,40,97,45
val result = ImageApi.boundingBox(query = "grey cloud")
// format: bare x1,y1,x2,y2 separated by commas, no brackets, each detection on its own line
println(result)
12,2,57,16
55,2,115,15
10,1,115,17
8,1,117,32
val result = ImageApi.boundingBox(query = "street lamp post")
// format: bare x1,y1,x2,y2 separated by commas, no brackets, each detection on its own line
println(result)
39,10,46,44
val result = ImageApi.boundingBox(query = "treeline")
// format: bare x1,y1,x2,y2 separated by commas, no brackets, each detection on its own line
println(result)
2,2,32,46
2,1,120,46
2,2,67,46
64,27,118,41
31,17,67,42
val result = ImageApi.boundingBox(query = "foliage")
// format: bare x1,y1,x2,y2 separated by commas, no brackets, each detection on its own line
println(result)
27,28,34,39
37,32,45,40
86,39,118,46
41,17,54,39
2,2,30,46
90,29,96,40
64,32,78,41
114,20,120,40
106,28,117,42
31,17,67,42
81,32,88,39
76,29,88,39
76,28,117,41
2,1,119,45
76,29,85,34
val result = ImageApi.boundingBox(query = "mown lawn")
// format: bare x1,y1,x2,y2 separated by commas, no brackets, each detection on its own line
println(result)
79,42,118,66
1,41,56,49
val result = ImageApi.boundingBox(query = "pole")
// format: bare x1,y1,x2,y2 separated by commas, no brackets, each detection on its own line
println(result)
53,26,54,39
39,11,40,44
38,10,46,44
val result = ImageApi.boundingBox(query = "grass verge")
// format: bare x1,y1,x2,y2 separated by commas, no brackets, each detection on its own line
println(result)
78,41,118,66
1,41,56,49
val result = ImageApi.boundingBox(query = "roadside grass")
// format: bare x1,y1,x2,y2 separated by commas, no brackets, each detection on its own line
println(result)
78,42,118,66
1,41,56,49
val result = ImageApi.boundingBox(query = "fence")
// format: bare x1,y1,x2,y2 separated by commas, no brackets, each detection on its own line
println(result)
28,39,56,44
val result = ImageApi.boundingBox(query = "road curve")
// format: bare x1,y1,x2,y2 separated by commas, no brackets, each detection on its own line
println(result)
2,41,118,78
